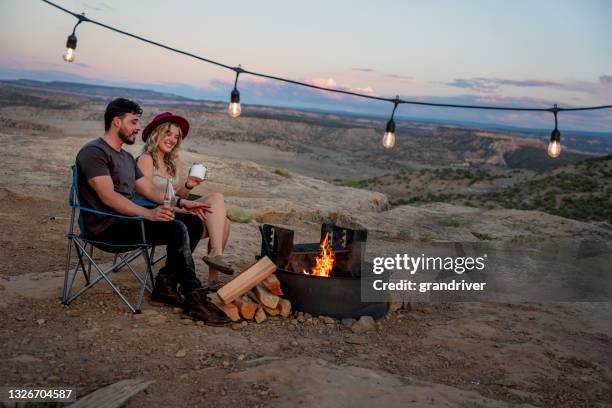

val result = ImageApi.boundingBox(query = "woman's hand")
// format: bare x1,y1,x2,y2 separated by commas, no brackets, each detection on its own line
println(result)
181,199,212,221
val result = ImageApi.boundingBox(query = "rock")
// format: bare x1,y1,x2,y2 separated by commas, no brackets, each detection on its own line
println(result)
237,354,246,361
345,334,368,345
319,316,336,325
180,318,194,325
142,309,159,316
36,319,46,325
351,316,375,334
222,360,230,367
175,349,187,358
341,318,356,328
290,340,299,347
231,323,243,331
10,354,42,364
47,375,61,382
15,316,25,322
148,315,167,326
196,321,205,327
172,307,183,314
65,310,80,317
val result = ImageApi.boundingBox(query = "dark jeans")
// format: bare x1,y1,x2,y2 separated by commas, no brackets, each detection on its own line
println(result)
93,213,204,293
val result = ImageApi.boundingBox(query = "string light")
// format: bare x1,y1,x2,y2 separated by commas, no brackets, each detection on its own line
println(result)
228,67,242,118
62,13,87,63
41,0,612,158
548,105,561,158
382,97,399,148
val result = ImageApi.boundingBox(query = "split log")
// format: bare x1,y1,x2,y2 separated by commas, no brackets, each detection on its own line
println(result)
217,256,276,304
263,305,280,316
251,284,280,309
234,295,258,320
277,298,292,318
67,378,153,408
207,293,240,322
254,306,267,323
262,274,283,296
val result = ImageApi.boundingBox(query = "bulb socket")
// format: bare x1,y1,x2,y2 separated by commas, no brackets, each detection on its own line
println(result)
385,119,395,133
66,34,77,50
550,128,560,143
230,89,240,103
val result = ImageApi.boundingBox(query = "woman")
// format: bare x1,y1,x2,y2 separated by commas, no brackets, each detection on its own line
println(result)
137,112,232,287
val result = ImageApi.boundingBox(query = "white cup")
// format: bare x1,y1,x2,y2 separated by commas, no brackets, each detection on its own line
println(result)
189,163,207,182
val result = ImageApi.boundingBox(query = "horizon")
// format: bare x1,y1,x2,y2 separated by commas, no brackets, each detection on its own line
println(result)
1,0,611,131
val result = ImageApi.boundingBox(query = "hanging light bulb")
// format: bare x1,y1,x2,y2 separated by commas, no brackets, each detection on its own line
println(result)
382,119,396,148
63,33,77,62
382,96,400,148
62,13,87,63
228,66,243,118
228,88,241,118
547,105,561,158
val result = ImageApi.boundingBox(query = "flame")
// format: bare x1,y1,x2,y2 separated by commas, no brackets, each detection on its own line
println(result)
304,232,335,277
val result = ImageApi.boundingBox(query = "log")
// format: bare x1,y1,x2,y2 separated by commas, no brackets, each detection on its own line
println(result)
207,293,240,322
67,378,154,408
263,305,280,316
252,284,280,309
234,295,258,320
277,298,292,318
254,306,267,323
217,256,276,304
262,274,283,296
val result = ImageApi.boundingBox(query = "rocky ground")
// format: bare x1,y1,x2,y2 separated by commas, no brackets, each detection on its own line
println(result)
0,107,611,407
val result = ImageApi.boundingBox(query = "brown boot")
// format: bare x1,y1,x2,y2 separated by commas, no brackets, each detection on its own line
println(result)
150,274,184,307
183,288,231,326
202,255,235,275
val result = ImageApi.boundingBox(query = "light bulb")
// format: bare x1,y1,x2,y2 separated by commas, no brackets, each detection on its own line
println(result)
228,89,241,118
63,33,77,63
63,47,76,62
382,119,396,148
547,128,561,158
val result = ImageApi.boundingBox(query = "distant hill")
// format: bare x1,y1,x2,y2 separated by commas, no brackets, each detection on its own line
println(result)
356,155,612,225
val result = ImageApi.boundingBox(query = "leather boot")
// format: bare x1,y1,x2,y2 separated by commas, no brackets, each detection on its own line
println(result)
150,274,185,307
183,288,231,326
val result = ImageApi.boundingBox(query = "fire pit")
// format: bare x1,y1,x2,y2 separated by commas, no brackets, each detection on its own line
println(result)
259,224,388,320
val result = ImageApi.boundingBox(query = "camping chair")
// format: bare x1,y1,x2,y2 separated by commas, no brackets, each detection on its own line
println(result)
62,165,156,313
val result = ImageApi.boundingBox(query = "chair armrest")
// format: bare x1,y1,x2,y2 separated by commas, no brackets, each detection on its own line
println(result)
74,205,145,221
132,194,158,209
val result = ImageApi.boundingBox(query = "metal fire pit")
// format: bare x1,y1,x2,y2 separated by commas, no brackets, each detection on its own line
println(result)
260,224,388,320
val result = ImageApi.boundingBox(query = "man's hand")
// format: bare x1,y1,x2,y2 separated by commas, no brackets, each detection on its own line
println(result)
181,200,212,221
145,205,175,222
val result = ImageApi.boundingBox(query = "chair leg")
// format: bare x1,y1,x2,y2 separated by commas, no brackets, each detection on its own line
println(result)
62,237,74,304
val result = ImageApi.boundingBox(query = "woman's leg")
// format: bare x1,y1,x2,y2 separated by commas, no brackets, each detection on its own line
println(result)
197,192,227,256
206,218,231,283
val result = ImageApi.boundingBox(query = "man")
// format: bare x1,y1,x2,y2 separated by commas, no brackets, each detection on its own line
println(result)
75,98,230,325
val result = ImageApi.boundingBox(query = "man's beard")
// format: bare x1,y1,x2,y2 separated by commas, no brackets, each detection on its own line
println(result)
118,128,136,145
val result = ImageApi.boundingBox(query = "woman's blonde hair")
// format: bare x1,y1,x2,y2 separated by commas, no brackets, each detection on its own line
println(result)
141,122,183,177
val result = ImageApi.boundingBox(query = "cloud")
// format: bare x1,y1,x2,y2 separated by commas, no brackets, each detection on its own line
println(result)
351,68,376,73
600,75,612,84
444,77,562,93
352,68,413,81
383,74,413,81
82,2,112,12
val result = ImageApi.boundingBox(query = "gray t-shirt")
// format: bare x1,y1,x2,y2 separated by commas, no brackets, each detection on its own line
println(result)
75,138,144,235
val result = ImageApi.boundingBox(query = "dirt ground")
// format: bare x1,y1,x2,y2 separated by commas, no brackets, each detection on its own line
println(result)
0,111,611,407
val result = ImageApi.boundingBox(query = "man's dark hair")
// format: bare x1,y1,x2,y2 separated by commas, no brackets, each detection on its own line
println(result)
104,98,142,131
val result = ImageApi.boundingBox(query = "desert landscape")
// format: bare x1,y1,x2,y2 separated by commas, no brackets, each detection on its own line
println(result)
1,79,611,407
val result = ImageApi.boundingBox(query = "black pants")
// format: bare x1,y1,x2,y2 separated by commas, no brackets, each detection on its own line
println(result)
94,213,204,293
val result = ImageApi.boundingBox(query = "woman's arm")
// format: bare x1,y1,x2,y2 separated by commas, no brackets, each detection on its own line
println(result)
137,153,154,181
175,159,191,198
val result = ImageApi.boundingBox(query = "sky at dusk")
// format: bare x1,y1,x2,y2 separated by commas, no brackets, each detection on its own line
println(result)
1,0,611,132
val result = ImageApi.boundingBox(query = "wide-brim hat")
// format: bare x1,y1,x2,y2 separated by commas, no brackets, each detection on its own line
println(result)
142,112,189,142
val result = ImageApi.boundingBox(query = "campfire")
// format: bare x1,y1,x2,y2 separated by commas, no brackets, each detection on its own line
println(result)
259,223,388,319
303,232,336,277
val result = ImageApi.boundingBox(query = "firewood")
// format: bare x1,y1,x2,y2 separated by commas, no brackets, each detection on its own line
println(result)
252,284,280,309
207,293,240,322
277,298,291,318
262,274,283,296
217,256,276,304
234,295,258,320
254,306,267,323
263,305,280,316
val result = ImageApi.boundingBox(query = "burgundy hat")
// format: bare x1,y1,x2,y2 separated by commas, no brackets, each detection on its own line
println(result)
141,112,189,142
